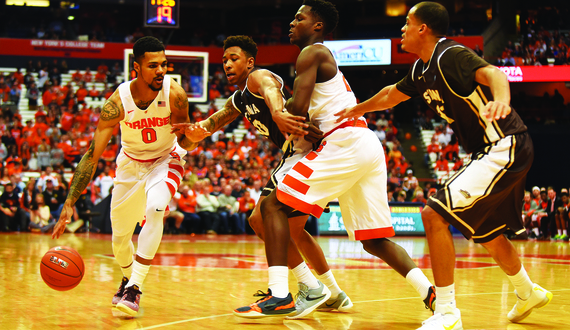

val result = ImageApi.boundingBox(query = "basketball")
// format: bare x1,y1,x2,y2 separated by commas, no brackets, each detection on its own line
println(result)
40,246,85,291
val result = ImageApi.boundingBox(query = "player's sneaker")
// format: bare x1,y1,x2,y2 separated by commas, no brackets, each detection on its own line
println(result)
233,289,295,318
417,309,463,330
316,291,353,312
286,281,331,319
116,285,142,317
112,276,129,306
423,286,436,313
507,283,553,323
561,234,569,242
553,234,561,241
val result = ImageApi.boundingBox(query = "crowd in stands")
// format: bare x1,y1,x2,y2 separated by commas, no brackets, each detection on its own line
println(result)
497,27,570,67
521,186,569,242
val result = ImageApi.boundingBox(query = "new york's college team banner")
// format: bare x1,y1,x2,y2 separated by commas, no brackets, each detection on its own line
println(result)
1,36,483,66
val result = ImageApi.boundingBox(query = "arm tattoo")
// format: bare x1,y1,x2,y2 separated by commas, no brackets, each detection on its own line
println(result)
101,99,122,121
66,142,97,204
175,92,189,112
203,102,240,132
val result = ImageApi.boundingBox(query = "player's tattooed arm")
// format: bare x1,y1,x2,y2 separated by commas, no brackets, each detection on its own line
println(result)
200,97,241,133
53,92,122,239
65,92,123,205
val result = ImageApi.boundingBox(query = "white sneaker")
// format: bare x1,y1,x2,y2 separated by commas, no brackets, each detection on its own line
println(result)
285,281,331,319
417,309,463,330
508,283,553,323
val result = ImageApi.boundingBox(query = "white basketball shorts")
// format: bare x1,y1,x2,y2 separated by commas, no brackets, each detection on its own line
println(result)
276,126,394,241
110,143,186,236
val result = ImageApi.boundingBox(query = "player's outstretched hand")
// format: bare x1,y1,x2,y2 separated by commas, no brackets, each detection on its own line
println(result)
52,202,73,239
334,106,366,124
483,100,511,122
171,123,212,142
274,111,308,137
304,122,323,143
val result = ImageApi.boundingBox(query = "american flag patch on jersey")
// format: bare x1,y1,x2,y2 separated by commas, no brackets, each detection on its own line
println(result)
158,100,166,107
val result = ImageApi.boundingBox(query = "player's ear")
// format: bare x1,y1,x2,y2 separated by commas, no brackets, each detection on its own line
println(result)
247,57,255,70
314,22,323,32
419,24,427,34
133,61,140,75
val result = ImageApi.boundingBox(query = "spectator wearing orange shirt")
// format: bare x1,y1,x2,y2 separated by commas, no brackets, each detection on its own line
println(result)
41,84,57,107
71,70,83,84
83,67,93,83
435,154,449,172
75,82,88,104
237,190,256,232
59,107,75,134
88,85,101,100
94,71,107,83
177,184,201,233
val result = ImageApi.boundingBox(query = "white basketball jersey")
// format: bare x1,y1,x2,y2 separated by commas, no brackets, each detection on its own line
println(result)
308,45,362,134
118,77,176,160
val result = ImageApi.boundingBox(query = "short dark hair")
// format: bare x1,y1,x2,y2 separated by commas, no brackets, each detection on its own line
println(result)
413,2,449,37
223,35,258,60
303,0,339,35
133,36,165,64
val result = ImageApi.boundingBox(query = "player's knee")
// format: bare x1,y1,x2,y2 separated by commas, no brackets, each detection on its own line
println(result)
421,206,448,232
360,238,386,254
248,212,265,240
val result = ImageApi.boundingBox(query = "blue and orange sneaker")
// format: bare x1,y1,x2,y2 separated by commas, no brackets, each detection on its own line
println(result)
233,289,295,318
424,286,436,314
116,285,142,317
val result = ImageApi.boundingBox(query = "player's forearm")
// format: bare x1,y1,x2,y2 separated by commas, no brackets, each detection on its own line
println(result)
201,106,239,133
65,145,98,206
178,135,199,151
354,85,396,113
487,69,511,104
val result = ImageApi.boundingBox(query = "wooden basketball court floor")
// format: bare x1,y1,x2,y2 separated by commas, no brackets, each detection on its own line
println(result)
1,232,568,330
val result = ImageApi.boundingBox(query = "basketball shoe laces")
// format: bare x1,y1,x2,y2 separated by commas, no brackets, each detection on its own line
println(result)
124,285,142,302
250,290,272,306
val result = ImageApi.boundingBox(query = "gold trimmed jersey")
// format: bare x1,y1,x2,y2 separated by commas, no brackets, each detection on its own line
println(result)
396,38,527,154
231,68,291,149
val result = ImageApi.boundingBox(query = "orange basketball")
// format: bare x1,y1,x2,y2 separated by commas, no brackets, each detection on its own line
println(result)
40,246,85,291
410,145,418,152
405,132,412,140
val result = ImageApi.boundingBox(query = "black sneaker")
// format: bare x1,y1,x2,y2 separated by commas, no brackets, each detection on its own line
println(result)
112,277,129,306
233,289,295,318
423,285,436,314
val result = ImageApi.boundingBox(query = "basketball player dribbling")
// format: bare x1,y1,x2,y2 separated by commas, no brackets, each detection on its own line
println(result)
52,36,205,317
233,0,436,320
335,2,552,329
174,35,353,319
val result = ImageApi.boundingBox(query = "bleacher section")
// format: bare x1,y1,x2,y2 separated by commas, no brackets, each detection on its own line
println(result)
419,125,470,185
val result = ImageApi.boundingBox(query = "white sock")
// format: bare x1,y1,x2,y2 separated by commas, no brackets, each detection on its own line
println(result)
127,260,150,291
291,262,319,289
564,229,568,236
435,283,456,314
318,270,342,298
405,267,433,300
268,266,289,298
121,262,133,279
558,229,562,236
532,227,540,236
507,264,533,300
